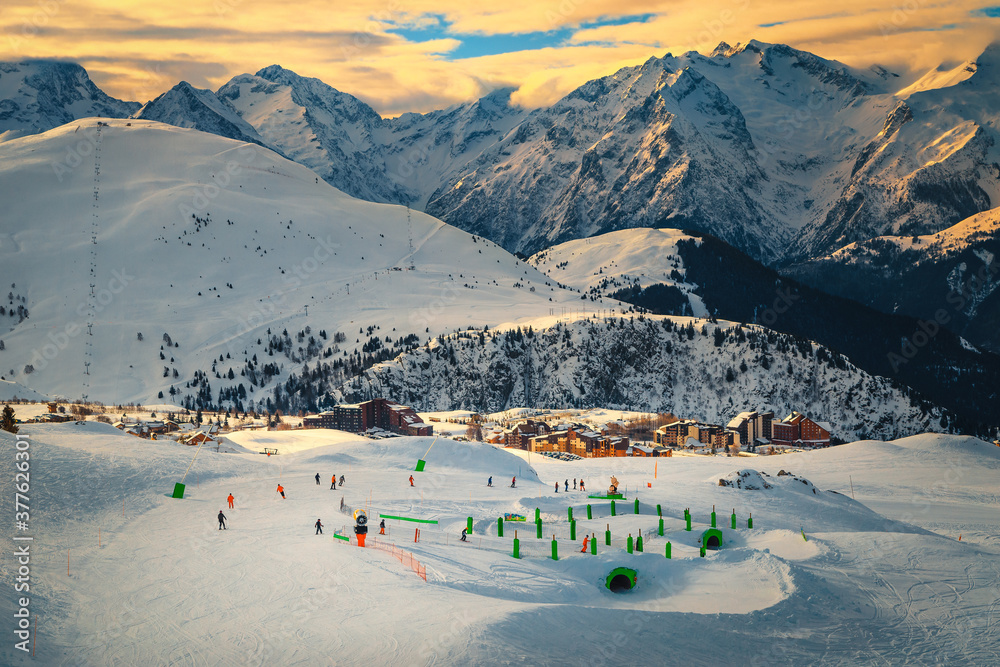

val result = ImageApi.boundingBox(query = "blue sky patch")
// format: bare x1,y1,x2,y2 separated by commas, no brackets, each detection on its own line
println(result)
384,13,657,59
973,6,1000,16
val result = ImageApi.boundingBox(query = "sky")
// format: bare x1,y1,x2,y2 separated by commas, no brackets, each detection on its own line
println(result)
2,0,998,116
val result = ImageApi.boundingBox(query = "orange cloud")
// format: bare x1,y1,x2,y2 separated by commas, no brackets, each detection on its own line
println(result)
0,0,995,115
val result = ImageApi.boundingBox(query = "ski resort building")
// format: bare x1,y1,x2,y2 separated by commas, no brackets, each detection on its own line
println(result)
525,428,630,458
727,411,774,446
655,420,737,448
304,399,432,436
770,412,832,448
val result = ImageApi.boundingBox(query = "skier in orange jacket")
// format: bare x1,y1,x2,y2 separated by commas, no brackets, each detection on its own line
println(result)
409,475,414,487
581,535,589,552
277,484,285,499
227,494,234,509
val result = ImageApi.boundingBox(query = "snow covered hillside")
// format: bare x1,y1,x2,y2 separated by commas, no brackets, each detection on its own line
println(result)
0,61,138,141
529,228,707,316
0,118,609,406
1,424,997,664
527,228,1000,436
334,316,949,441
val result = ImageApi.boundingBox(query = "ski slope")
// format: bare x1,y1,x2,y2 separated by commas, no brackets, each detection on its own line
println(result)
0,118,611,404
1,425,997,665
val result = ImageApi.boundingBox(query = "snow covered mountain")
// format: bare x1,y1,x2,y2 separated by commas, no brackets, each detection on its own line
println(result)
7,42,998,266
0,61,138,141
0,118,604,407
216,66,526,207
788,206,1000,353
217,65,409,204
799,43,1000,258
426,40,1000,259
133,82,269,147
528,227,1000,435
333,316,950,441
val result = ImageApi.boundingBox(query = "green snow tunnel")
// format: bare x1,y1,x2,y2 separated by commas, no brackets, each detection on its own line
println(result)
606,567,638,592
702,528,723,550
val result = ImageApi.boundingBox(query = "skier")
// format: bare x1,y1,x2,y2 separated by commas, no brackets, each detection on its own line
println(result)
564,479,569,492
315,518,323,535
409,475,415,487
331,474,337,490
579,479,585,492
277,484,285,499
555,481,559,493
511,476,516,488
460,527,468,542
227,493,234,509
580,535,589,552
573,478,577,490
218,510,227,530
487,476,493,487
379,519,385,535
339,475,345,487
315,473,320,485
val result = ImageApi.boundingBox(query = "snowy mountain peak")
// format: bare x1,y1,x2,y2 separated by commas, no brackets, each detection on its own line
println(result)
134,81,267,147
0,60,138,140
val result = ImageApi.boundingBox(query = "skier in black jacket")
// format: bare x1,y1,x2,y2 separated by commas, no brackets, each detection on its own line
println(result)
315,518,323,535
218,511,227,530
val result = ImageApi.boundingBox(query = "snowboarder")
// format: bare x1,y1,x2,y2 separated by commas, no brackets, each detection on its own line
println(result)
339,475,345,487
227,493,234,509
379,519,385,535
331,474,337,490
218,510,227,530
315,518,323,535
579,479,585,492
580,535,589,552
460,528,468,542
277,484,285,499
555,481,559,493
409,475,415,487
564,479,569,492
487,476,493,487
511,476,516,488
315,473,320,485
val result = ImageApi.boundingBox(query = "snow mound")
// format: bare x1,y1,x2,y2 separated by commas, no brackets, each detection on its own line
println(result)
717,469,820,494
717,469,773,490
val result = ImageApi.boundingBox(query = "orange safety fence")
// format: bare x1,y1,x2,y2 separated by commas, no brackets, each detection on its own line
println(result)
365,536,428,582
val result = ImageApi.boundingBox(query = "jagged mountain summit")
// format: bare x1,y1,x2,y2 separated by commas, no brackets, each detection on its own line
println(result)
133,81,269,147
0,61,138,140
217,65,525,207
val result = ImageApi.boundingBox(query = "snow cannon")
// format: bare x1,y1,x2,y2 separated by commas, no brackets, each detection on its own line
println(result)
353,510,369,547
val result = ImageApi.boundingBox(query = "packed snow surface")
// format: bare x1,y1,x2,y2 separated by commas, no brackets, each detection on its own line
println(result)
1,426,997,665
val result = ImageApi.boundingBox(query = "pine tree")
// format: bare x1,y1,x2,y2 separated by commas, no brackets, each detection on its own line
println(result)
1,404,18,434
